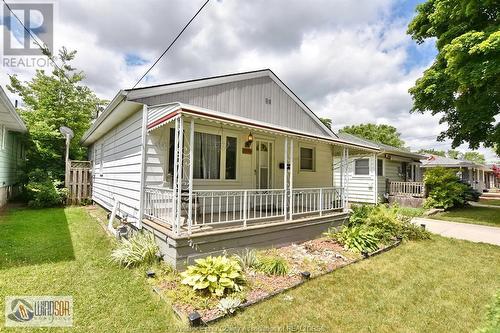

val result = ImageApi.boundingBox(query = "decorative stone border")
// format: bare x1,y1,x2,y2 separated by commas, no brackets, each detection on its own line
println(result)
152,240,402,327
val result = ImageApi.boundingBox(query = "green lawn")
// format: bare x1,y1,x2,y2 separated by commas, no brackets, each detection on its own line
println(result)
430,206,500,227
1,207,499,332
479,199,500,206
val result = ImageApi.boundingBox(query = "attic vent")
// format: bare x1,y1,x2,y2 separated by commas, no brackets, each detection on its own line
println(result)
265,97,272,105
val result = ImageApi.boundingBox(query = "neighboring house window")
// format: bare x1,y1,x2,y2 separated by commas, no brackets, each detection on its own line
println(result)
300,147,314,171
377,159,384,176
354,158,370,175
99,143,104,176
194,132,221,179
225,136,237,180
0,125,6,150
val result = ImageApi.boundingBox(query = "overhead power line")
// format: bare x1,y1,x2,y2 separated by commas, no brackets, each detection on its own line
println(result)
2,0,70,80
131,0,210,89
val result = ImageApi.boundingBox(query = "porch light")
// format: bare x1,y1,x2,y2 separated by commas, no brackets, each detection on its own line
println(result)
245,132,254,147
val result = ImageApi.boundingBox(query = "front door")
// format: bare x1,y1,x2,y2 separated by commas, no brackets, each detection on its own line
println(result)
255,140,273,189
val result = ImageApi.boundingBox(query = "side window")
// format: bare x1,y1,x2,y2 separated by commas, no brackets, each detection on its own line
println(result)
354,158,370,175
377,159,383,176
0,125,5,150
300,147,315,171
99,144,104,176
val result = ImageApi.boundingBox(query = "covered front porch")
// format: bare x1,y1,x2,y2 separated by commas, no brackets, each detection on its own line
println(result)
140,103,362,238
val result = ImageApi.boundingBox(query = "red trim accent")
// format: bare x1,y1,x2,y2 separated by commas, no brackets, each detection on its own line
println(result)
147,110,180,129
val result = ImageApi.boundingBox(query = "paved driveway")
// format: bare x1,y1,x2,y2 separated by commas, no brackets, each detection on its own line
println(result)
413,217,500,246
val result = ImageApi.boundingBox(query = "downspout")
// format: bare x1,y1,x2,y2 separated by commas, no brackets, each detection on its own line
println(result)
137,104,149,229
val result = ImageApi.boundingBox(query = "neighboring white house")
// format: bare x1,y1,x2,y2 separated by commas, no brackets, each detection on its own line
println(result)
334,133,425,204
0,86,27,207
421,154,491,192
81,69,380,268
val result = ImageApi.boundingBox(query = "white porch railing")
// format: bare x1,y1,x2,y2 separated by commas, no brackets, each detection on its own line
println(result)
388,181,425,198
144,187,175,226
143,186,346,234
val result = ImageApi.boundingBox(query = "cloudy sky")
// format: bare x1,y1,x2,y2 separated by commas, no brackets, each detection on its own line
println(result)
1,0,497,162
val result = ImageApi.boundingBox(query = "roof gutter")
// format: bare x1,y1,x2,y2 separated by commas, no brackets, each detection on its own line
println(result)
0,87,27,133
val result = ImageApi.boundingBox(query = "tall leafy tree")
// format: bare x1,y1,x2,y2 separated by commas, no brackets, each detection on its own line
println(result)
8,47,104,179
407,0,500,154
320,117,332,130
447,149,462,159
463,151,486,164
340,123,405,148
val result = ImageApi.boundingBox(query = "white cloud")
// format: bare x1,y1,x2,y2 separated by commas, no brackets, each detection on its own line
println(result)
0,0,497,162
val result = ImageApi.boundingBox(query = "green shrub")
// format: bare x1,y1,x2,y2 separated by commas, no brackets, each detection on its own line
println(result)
475,290,500,333
180,256,245,297
424,167,471,209
233,248,258,271
111,231,159,268
255,255,289,276
25,169,67,208
397,216,432,241
327,225,380,253
348,204,374,226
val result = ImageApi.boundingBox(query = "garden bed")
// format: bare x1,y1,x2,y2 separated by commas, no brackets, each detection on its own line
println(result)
150,237,401,326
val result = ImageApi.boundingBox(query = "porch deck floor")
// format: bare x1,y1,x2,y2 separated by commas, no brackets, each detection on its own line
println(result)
144,208,346,238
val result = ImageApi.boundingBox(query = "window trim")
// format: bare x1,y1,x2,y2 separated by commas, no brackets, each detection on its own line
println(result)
299,145,315,172
0,125,6,150
354,158,370,176
99,143,104,176
166,124,240,183
377,158,384,177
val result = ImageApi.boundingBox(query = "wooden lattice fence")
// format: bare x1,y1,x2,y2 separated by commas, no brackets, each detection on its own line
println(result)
66,160,92,205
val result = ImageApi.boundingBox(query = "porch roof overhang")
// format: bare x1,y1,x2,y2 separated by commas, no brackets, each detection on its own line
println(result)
0,86,27,133
147,102,379,152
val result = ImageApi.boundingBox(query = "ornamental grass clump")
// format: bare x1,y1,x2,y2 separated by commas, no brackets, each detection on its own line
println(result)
326,225,380,253
255,255,289,276
181,256,245,297
110,231,159,268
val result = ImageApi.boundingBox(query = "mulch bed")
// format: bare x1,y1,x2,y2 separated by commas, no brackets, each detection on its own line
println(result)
152,237,401,326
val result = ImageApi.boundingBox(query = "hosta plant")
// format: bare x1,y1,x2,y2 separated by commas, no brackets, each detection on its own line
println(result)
328,225,380,253
181,256,245,297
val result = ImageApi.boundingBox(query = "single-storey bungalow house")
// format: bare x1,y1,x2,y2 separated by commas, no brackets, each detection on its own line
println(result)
484,165,499,190
0,86,27,207
335,133,425,204
81,69,381,268
420,154,490,192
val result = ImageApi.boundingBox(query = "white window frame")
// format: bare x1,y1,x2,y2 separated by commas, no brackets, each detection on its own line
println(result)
0,125,6,150
299,145,315,172
167,123,240,183
377,158,384,177
99,143,104,176
354,158,370,176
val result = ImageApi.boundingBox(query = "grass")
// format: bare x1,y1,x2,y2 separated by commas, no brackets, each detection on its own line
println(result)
1,207,499,332
479,199,500,206
0,207,180,332
430,206,500,227
396,206,425,218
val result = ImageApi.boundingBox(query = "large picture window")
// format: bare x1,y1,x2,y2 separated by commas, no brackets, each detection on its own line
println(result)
300,147,314,171
354,158,369,175
194,132,221,179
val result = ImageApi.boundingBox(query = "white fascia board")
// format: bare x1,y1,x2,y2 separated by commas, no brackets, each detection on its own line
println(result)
0,86,27,132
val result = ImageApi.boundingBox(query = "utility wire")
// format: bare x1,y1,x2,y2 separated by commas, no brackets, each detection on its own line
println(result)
131,0,210,89
2,0,71,81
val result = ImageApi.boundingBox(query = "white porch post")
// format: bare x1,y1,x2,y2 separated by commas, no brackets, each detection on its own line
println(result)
283,137,288,221
289,138,294,220
172,116,184,235
187,118,194,234
342,147,349,212
137,104,148,229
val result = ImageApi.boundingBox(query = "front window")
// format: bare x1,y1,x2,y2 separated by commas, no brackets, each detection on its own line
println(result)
300,147,314,171
194,132,221,179
377,159,384,176
354,158,370,175
225,136,237,180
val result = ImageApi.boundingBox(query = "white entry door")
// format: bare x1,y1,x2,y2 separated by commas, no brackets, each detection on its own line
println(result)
255,140,273,189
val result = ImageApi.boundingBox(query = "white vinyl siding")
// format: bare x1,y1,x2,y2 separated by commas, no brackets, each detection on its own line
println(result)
133,76,330,136
91,109,143,223
333,153,376,204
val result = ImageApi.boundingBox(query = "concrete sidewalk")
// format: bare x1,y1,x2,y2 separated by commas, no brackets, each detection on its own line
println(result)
413,217,500,246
